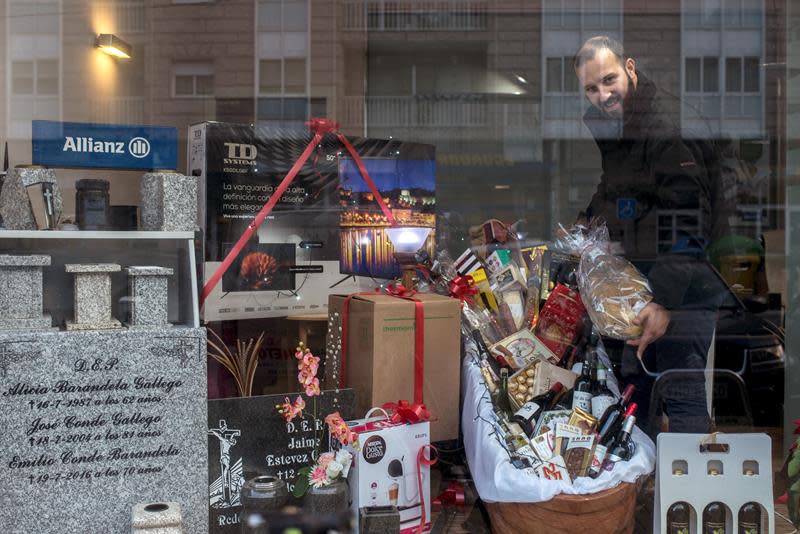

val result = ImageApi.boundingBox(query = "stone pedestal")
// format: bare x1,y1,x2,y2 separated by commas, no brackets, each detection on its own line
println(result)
140,172,197,232
0,166,62,230
125,266,174,328
65,263,122,330
0,254,53,330
131,502,183,534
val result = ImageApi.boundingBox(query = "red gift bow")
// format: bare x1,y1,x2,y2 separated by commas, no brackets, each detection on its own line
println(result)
341,285,426,406
448,275,478,304
385,282,415,297
199,117,398,306
432,481,466,511
381,400,431,425
416,444,438,534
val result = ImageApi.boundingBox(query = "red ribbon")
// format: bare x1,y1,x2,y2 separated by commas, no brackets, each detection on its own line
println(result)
447,275,478,304
432,481,466,511
415,444,438,534
381,400,431,425
340,287,426,406
199,118,398,307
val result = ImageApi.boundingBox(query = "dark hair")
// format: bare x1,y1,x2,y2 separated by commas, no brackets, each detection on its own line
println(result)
573,35,625,70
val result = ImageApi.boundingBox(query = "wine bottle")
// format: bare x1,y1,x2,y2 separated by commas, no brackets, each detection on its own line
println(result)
738,501,760,534
591,362,616,419
596,384,636,443
601,403,637,471
666,501,692,534
590,403,636,477
511,382,564,437
702,500,727,534
497,368,511,416
571,337,595,412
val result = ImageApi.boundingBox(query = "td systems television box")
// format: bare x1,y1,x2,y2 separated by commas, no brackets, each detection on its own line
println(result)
328,293,461,442
187,122,436,322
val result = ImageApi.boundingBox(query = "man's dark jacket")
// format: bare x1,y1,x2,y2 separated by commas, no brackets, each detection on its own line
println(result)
582,72,735,310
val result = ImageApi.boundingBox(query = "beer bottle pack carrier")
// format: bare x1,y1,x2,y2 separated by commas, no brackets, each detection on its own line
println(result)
653,432,774,533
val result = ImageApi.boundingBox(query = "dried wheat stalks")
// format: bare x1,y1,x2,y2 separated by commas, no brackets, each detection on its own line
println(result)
207,328,265,397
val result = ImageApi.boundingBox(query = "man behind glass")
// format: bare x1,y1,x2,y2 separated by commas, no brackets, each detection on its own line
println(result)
572,36,735,437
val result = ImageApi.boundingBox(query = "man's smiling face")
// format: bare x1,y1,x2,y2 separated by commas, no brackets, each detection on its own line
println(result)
575,47,637,119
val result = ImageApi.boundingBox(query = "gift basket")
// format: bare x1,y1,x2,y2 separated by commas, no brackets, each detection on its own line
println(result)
427,219,656,533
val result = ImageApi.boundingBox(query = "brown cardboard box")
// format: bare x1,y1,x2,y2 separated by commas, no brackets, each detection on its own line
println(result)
328,293,461,442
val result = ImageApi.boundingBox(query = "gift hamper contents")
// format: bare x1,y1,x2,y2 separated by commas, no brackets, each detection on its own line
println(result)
426,219,656,489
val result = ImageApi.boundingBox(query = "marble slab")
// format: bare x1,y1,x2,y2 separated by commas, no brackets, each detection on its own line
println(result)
0,327,208,534
207,389,354,533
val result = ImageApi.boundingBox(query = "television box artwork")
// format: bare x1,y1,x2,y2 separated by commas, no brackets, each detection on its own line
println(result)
339,156,436,279
189,122,436,321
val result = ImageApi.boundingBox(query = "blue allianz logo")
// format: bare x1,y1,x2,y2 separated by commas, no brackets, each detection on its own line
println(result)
33,120,177,170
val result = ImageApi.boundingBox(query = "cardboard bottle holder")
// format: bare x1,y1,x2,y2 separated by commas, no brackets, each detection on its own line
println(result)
654,433,774,533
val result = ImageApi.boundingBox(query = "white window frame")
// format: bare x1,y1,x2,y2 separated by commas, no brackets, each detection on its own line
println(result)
172,63,214,98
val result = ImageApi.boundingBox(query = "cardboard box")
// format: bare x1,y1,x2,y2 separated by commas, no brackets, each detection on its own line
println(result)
345,416,431,534
329,293,461,442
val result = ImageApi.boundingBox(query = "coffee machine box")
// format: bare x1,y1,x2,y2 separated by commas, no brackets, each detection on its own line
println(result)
345,416,431,534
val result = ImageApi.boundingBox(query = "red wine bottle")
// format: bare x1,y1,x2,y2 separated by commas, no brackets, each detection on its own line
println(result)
601,403,637,471
596,384,636,443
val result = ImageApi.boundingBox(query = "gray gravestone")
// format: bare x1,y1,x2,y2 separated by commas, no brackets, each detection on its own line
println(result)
65,263,122,330
207,389,354,533
140,172,197,232
0,166,62,230
0,327,208,534
0,254,53,331
125,266,174,328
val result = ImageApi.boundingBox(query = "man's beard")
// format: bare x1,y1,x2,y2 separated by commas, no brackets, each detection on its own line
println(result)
600,72,634,119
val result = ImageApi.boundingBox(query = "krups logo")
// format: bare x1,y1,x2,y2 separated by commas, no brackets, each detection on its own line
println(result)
362,435,386,464
223,142,257,165
128,137,151,158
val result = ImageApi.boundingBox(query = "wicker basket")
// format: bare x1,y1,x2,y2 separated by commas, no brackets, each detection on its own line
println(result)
484,481,636,534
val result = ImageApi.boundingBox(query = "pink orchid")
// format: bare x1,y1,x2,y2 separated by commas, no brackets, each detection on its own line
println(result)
325,411,357,446
304,377,321,397
309,466,329,488
276,395,306,422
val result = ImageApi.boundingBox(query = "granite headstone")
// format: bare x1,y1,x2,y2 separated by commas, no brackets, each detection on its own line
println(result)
125,266,174,328
65,263,122,330
140,172,197,232
207,389,354,532
0,166,62,230
0,327,208,533
0,254,53,331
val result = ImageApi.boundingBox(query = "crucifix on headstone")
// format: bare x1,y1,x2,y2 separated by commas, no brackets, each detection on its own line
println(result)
41,183,55,228
208,420,241,506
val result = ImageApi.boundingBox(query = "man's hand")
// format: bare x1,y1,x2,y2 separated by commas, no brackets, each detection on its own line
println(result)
626,302,670,359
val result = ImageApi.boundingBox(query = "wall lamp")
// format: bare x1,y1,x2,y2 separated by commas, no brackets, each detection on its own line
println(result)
95,34,132,59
